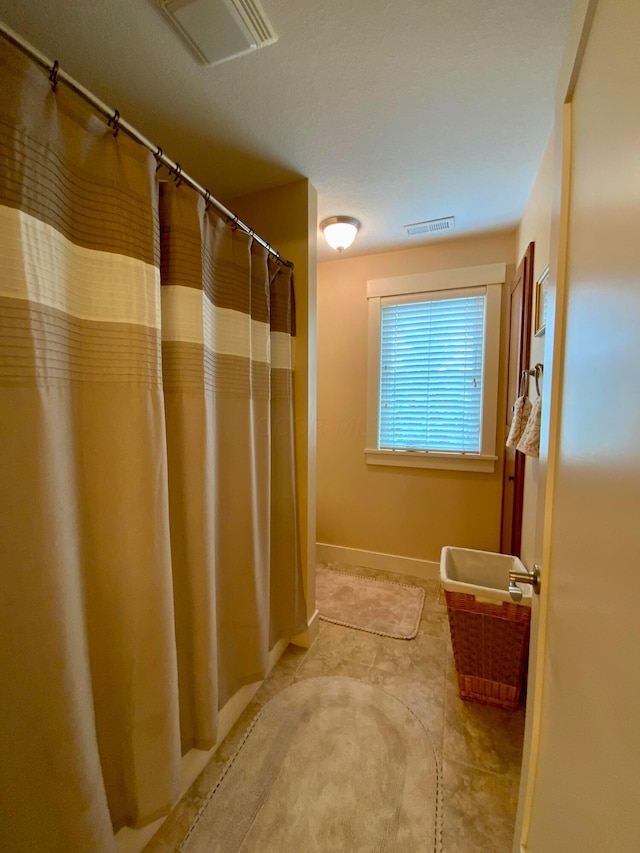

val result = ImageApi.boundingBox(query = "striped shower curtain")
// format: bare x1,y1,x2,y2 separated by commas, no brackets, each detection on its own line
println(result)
0,38,305,853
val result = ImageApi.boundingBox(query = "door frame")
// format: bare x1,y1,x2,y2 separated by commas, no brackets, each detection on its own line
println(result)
515,1,600,849
500,242,534,557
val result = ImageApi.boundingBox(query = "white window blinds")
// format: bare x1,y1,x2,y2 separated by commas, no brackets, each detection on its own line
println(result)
379,292,486,453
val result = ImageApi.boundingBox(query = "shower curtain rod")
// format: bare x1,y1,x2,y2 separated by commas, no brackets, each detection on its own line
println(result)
0,21,293,268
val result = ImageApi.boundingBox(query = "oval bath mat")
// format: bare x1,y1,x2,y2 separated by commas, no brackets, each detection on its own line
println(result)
180,677,442,853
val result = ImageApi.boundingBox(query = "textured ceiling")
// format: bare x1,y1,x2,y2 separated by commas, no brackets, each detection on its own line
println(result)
0,1,572,260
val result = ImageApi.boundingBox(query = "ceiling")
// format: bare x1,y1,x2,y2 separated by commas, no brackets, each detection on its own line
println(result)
0,1,572,261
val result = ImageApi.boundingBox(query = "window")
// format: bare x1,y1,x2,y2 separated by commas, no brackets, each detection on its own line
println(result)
379,291,485,452
366,264,504,472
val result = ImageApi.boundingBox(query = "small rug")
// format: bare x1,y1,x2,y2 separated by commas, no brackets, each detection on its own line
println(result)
316,566,425,639
179,677,442,853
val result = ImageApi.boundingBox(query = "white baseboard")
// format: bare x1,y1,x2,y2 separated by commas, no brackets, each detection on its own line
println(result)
316,543,440,582
116,637,290,853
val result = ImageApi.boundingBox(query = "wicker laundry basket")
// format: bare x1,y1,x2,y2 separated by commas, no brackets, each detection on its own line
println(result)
441,547,532,711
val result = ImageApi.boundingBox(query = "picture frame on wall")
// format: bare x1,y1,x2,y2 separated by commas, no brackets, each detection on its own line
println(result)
535,266,549,336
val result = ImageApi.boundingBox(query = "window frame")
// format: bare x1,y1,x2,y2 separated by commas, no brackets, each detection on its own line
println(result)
366,263,505,473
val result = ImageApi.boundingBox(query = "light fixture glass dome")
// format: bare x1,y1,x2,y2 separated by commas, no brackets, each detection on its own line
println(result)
320,216,360,252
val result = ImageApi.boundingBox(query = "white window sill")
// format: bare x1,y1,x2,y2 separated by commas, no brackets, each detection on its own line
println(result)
364,448,497,473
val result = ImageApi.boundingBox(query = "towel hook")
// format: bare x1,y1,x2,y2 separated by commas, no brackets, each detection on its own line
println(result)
521,363,543,396
533,363,543,396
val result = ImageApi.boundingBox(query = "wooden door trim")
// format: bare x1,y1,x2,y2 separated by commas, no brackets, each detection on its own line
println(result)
512,242,534,556
500,242,534,557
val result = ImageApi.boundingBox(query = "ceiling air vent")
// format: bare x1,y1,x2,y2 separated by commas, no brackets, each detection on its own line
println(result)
154,0,278,66
404,216,456,237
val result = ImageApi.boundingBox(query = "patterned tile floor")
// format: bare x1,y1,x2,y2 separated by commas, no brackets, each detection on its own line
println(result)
145,562,526,852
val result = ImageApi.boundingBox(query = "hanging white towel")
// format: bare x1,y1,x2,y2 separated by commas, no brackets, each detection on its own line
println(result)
517,396,542,457
506,395,532,448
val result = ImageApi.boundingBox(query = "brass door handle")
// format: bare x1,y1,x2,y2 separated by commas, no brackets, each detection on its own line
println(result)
508,564,541,601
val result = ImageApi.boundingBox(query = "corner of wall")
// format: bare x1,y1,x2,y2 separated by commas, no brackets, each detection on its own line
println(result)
228,178,319,623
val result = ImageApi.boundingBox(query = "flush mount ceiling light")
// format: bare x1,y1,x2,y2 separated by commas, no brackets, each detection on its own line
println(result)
320,216,360,253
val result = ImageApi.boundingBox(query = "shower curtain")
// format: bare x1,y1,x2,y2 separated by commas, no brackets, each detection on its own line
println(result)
0,38,306,853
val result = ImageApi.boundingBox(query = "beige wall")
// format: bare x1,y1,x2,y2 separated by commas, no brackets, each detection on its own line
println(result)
517,134,554,568
518,135,554,284
317,231,516,563
229,179,319,632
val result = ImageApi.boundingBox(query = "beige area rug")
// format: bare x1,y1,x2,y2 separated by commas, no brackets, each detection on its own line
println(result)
316,566,425,639
179,677,442,853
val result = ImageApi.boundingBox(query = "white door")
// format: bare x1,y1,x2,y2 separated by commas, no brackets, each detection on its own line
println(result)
516,0,640,850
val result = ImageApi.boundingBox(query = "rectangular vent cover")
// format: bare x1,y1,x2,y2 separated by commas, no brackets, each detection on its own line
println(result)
155,0,278,66
405,216,456,237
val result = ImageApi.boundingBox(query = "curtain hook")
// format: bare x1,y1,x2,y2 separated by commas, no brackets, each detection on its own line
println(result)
170,163,182,186
154,146,163,172
49,60,60,92
108,109,121,137
203,190,211,210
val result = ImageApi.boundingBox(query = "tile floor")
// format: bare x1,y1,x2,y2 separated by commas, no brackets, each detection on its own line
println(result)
145,562,526,852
